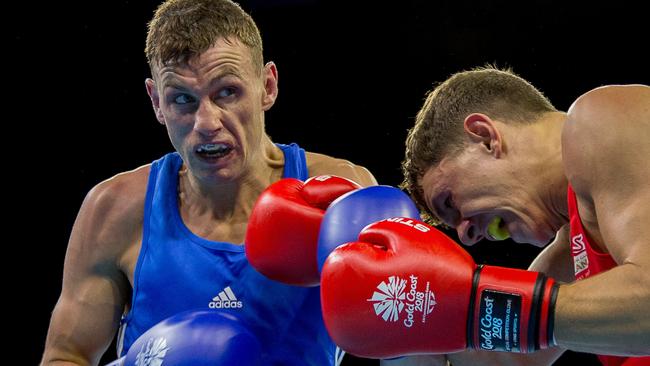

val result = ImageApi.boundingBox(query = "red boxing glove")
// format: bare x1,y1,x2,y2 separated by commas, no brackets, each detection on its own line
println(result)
245,175,361,286
321,218,558,358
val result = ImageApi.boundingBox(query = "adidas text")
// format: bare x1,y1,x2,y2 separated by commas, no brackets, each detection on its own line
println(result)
209,286,243,309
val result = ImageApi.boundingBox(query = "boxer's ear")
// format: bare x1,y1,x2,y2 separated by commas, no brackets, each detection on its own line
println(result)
261,62,278,111
463,113,503,158
145,78,166,125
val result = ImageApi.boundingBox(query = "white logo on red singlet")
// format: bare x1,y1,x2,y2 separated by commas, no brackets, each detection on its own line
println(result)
571,234,590,277
368,275,436,328
571,233,586,252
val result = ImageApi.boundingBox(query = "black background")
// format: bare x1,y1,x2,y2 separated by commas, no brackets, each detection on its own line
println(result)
13,0,647,365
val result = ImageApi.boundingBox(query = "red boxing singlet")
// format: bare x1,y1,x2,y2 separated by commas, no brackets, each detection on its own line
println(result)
567,185,650,366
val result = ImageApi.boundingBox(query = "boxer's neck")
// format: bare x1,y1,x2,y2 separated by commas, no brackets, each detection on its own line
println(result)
520,112,569,224
178,135,284,221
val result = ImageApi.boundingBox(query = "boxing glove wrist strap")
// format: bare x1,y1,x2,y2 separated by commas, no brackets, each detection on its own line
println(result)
466,265,559,353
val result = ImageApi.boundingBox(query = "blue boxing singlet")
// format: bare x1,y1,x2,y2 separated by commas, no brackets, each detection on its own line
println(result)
118,143,336,365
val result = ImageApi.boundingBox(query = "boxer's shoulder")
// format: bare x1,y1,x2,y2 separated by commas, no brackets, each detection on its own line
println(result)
86,165,150,227
74,164,150,262
569,84,649,115
305,151,377,187
565,85,649,141
563,85,649,194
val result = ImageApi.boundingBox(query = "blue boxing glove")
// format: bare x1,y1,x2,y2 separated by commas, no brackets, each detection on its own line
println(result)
317,185,420,274
121,310,261,366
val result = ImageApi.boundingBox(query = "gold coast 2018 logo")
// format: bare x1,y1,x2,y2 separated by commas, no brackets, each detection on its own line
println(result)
368,275,437,328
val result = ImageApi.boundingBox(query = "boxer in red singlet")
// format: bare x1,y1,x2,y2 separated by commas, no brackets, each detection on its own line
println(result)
393,66,649,366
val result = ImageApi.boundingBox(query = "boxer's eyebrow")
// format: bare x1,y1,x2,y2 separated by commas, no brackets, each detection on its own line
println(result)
161,79,186,91
160,66,244,91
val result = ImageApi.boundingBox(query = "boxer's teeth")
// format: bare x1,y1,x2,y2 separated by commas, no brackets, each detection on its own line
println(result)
197,143,228,153
196,144,232,157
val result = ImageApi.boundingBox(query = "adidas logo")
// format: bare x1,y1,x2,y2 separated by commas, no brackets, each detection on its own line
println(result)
368,275,436,328
208,286,243,309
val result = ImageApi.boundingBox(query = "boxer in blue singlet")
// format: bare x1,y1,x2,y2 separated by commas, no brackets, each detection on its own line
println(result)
119,144,343,364
40,1,376,365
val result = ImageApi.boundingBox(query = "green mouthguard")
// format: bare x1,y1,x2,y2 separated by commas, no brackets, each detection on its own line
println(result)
487,216,510,240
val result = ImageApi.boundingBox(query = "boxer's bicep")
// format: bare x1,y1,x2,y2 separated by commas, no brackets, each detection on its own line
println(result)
593,179,650,268
325,160,377,187
307,152,378,187
42,181,133,365
44,274,124,365
588,167,650,350
350,164,378,187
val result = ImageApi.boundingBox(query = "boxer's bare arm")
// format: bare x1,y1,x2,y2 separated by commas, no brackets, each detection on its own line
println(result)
306,152,378,187
555,84,650,355
442,227,572,366
529,225,575,284
446,349,565,366
41,167,149,366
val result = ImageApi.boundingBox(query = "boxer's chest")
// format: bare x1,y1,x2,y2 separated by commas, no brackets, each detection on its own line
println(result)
575,196,608,253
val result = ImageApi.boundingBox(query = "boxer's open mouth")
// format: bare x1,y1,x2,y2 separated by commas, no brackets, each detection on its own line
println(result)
196,143,233,158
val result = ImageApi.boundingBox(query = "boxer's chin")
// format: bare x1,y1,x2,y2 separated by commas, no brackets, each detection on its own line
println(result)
511,223,555,247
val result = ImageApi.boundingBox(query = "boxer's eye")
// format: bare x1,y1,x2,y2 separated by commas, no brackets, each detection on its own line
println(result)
444,195,454,210
217,87,237,99
438,193,460,227
174,94,195,105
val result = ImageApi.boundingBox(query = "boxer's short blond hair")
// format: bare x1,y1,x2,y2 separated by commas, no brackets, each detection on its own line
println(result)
401,66,557,224
146,0,263,75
